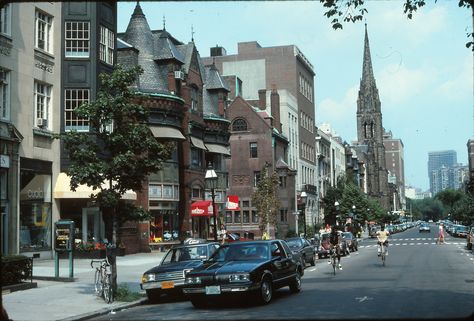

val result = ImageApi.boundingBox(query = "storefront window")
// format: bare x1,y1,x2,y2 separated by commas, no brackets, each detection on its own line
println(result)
19,173,52,252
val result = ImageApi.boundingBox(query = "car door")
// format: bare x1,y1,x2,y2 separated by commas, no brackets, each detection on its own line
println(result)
302,238,313,260
270,241,294,287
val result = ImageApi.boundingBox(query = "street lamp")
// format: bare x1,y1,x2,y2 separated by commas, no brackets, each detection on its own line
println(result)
301,191,307,238
334,201,340,226
205,163,218,242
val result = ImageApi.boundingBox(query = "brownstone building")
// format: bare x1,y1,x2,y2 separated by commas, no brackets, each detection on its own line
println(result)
117,3,230,251
226,89,296,238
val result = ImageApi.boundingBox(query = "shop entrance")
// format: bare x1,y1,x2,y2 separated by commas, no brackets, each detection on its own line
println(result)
81,207,105,243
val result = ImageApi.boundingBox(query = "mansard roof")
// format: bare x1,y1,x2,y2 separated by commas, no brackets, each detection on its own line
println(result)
121,3,154,56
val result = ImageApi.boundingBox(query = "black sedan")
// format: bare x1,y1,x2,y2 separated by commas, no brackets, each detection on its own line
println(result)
285,236,316,267
140,241,220,302
183,240,304,308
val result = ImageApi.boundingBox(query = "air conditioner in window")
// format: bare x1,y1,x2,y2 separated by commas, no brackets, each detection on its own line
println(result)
36,118,47,128
174,71,184,80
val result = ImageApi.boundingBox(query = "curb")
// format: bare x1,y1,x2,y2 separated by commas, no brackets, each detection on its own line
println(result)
60,298,148,321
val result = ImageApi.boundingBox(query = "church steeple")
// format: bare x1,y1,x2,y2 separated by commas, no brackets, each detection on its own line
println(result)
361,23,376,91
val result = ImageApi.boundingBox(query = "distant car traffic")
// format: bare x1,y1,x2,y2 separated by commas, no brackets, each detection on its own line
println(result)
419,223,431,233
183,240,304,307
141,240,220,302
285,236,316,267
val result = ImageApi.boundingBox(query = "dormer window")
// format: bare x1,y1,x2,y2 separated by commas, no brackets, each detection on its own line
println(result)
232,118,247,131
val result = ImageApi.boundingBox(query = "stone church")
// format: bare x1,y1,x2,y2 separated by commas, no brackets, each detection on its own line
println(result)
354,25,391,210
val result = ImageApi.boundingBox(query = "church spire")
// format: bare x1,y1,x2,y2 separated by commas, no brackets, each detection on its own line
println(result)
361,23,376,89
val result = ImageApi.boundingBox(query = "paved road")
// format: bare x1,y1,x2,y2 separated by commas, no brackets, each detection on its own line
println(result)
91,224,474,320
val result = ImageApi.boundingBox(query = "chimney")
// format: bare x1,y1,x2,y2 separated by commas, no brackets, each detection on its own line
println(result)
210,45,226,57
270,85,281,132
258,89,266,111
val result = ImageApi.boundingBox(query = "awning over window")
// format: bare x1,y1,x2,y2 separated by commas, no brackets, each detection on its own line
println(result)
190,136,206,150
205,144,230,156
149,125,185,141
53,173,136,200
190,200,214,217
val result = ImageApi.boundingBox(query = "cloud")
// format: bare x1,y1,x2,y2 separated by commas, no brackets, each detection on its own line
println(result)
436,55,473,101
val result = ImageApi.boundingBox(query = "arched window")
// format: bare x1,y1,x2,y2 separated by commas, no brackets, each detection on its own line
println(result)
232,118,247,131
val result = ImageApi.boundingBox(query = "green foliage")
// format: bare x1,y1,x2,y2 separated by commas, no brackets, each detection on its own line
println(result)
435,189,464,213
56,64,173,242
1,255,32,285
319,0,473,50
251,164,281,234
451,194,474,225
410,197,445,222
115,283,145,302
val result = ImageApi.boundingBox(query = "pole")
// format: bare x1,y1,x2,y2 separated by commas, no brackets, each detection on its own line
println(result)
211,188,217,242
303,206,307,238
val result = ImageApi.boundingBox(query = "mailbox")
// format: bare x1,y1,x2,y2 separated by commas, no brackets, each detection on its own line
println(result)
54,220,75,252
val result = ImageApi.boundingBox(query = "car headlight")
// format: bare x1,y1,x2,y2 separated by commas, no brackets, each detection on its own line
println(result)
141,273,155,283
185,276,202,284
229,273,250,282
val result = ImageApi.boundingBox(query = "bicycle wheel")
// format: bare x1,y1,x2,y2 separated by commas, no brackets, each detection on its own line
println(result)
94,269,103,297
381,245,386,266
103,274,113,304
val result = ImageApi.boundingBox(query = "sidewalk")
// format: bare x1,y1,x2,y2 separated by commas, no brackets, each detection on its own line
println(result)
2,251,166,321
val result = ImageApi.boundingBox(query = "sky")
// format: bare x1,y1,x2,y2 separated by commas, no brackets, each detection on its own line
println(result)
117,1,473,192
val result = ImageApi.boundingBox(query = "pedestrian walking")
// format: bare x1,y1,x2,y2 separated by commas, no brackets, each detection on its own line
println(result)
437,223,445,244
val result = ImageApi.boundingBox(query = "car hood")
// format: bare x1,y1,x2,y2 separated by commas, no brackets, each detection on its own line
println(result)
191,260,265,275
144,260,203,274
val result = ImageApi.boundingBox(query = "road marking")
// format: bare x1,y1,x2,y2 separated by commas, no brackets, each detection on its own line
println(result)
355,296,373,303
307,268,317,272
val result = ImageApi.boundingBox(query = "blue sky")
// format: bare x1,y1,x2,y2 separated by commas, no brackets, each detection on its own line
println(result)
117,1,473,192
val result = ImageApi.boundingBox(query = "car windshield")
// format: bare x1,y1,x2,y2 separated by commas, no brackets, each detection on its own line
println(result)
286,238,303,249
209,243,269,262
161,245,208,264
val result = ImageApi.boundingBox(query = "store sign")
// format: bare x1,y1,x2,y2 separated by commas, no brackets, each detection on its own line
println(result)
0,155,9,168
225,195,240,210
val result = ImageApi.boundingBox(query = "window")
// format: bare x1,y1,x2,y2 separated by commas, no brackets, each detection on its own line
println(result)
190,87,198,112
243,210,250,223
0,69,10,120
65,89,89,131
234,211,241,223
232,118,247,131
149,185,162,198
280,209,288,222
99,25,114,65
252,210,258,223
35,10,52,53
225,211,233,223
0,4,11,36
65,21,90,57
34,81,52,129
242,200,250,208
192,188,201,199
279,176,286,188
254,171,261,187
163,185,173,199
191,148,202,168
249,142,258,158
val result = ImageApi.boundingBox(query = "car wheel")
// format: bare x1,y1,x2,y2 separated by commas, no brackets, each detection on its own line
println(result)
289,270,302,293
310,254,316,266
190,298,207,309
146,289,161,303
256,277,273,305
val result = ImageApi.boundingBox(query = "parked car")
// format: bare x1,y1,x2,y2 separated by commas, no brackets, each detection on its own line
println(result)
285,236,316,267
369,225,381,238
141,240,220,302
183,240,304,307
419,223,431,233
342,232,358,252
453,225,469,238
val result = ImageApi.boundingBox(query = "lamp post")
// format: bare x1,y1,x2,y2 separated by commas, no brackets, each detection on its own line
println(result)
334,201,340,226
205,163,218,242
301,191,307,238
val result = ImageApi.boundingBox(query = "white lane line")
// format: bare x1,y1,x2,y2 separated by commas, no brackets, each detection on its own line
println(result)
355,296,373,303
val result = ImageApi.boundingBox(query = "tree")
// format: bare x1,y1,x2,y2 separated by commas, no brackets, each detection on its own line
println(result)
252,164,281,238
451,194,474,224
320,0,474,49
410,198,445,222
435,189,464,214
57,64,173,295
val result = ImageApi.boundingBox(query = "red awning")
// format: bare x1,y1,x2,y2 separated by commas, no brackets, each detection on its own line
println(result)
191,200,214,217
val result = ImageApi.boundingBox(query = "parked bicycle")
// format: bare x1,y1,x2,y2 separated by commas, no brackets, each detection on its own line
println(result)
91,256,113,303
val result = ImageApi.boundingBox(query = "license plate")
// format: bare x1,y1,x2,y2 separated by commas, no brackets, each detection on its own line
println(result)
205,285,221,295
161,281,174,289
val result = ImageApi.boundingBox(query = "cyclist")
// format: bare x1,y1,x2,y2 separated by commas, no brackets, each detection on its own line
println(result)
328,225,342,270
376,224,390,256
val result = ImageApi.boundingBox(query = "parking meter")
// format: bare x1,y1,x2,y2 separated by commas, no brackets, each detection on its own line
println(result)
54,220,75,278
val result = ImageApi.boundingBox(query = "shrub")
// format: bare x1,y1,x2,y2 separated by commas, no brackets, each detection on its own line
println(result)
1,255,32,286
115,283,144,302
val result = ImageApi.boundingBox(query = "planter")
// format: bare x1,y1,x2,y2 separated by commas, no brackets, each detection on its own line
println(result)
58,249,106,259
